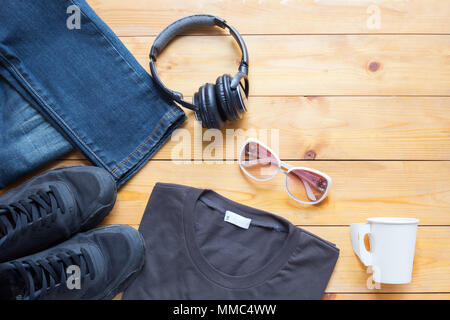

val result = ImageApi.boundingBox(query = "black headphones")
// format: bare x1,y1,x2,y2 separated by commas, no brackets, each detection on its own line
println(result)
150,14,249,129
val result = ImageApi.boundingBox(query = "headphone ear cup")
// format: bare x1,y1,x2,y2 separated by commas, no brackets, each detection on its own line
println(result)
198,85,212,128
215,75,237,121
193,91,207,126
228,78,245,120
201,83,225,129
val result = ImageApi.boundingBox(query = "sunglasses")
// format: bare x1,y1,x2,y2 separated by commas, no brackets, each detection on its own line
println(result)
239,138,332,205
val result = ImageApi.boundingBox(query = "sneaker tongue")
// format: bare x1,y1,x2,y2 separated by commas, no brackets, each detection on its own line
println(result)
0,264,26,300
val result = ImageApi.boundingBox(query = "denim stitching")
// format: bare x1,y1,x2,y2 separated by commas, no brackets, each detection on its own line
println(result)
70,0,181,176
111,109,178,174
1,2,181,181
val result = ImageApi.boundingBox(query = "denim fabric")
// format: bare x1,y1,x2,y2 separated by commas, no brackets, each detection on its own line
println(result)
0,0,186,189
0,74,73,187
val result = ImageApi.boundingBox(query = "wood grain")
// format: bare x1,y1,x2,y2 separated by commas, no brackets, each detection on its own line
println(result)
120,35,450,96
87,0,450,36
92,160,450,226
62,96,450,161
310,226,450,293
4,1,449,299
4,160,449,226
323,293,450,300
116,224,450,293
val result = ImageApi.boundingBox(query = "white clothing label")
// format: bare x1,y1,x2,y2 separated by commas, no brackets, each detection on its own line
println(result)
224,210,251,229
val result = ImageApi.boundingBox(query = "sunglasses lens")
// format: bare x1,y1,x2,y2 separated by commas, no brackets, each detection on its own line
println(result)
240,141,279,180
287,169,329,203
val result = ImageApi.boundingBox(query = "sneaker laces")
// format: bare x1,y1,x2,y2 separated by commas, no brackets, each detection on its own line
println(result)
12,248,96,300
0,185,66,237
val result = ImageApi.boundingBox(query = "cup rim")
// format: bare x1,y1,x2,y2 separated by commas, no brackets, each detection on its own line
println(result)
367,217,419,225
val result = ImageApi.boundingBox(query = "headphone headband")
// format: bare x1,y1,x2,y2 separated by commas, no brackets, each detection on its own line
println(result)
149,14,249,111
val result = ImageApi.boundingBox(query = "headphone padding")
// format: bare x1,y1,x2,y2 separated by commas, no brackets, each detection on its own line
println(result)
202,83,224,129
198,86,211,128
215,75,236,121
152,15,217,60
193,91,206,125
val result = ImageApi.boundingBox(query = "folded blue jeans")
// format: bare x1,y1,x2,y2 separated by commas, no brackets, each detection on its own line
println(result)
0,0,186,189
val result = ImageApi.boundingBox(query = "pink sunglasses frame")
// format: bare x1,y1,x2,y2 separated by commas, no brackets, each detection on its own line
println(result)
238,138,332,205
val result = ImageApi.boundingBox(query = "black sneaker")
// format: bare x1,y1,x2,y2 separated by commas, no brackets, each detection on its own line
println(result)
0,166,117,262
0,225,145,300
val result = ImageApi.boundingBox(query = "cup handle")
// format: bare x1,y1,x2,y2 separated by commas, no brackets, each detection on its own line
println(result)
350,223,372,266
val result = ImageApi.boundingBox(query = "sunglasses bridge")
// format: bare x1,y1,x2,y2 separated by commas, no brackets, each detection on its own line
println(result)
278,161,292,174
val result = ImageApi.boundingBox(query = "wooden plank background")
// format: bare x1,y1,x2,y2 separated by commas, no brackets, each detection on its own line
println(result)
3,0,449,300
88,0,450,35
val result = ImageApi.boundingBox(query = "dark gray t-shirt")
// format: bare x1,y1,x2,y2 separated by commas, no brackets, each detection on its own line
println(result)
123,183,339,300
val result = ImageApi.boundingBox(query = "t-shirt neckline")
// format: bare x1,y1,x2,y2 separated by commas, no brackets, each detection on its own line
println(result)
182,187,300,289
